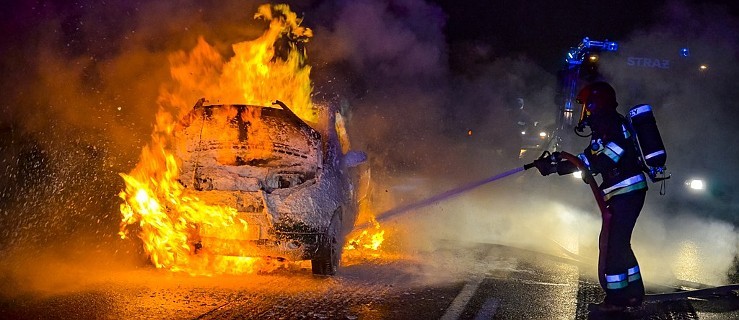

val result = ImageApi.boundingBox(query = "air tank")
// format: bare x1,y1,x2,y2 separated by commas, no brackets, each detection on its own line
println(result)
628,104,666,168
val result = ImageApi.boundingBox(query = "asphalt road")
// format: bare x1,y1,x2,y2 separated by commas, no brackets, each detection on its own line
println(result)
1,241,737,319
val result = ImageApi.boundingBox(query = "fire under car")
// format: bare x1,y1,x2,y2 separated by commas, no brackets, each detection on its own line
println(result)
173,99,367,275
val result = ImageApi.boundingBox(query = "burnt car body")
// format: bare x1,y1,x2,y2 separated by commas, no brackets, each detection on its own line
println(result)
174,100,366,275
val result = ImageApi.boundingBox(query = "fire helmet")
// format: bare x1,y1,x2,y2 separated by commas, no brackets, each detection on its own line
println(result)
576,81,618,129
576,81,618,113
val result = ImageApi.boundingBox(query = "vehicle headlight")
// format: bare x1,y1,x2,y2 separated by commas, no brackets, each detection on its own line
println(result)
686,179,705,191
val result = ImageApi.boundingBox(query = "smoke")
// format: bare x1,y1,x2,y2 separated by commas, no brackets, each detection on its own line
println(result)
308,0,450,178
309,0,556,183
0,0,736,297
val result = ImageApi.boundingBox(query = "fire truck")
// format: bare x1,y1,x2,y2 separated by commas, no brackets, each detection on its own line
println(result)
550,37,619,153
550,37,738,225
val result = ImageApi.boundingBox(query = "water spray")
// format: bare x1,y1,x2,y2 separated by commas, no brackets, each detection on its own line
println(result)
352,164,533,231
354,152,591,226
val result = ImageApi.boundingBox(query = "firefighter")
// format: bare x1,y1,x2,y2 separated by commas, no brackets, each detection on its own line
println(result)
533,81,646,312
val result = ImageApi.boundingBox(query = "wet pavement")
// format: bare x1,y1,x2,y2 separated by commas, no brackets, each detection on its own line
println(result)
1,241,737,319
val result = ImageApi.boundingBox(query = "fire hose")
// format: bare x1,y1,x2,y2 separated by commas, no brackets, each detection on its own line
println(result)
524,151,612,289
551,151,612,290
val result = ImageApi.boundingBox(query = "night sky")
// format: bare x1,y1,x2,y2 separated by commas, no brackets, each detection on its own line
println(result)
430,0,739,71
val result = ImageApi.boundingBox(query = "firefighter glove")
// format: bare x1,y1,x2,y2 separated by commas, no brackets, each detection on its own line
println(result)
533,156,558,176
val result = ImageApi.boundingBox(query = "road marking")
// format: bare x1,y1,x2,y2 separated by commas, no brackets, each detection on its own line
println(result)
440,276,484,320
473,298,500,320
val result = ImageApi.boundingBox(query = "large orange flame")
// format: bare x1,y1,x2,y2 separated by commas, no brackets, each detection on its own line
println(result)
119,4,313,275
161,4,315,121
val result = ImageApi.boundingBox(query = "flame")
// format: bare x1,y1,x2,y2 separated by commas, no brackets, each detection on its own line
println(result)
342,194,386,259
341,216,388,266
161,4,315,122
344,220,386,252
119,4,312,275
223,4,315,122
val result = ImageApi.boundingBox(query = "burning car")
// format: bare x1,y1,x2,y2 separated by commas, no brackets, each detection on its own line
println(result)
171,99,366,275
118,4,377,276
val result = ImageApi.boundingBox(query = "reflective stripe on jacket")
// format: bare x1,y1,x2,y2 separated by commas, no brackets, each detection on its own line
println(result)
579,114,648,199
602,174,647,201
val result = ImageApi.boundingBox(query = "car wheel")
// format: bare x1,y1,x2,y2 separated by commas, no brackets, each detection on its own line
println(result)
311,207,342,275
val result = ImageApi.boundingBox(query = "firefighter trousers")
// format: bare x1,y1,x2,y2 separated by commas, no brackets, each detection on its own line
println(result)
601,189,646,306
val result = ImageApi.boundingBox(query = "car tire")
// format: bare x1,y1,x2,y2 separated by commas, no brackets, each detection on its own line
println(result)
311,207,342,275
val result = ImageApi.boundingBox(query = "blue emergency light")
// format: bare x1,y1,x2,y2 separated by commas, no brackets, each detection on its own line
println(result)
604,41,618,51
565,37,619,65
680,47,690,57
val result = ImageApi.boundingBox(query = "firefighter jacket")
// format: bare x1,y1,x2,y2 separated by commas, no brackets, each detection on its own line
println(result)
577,113,647,201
